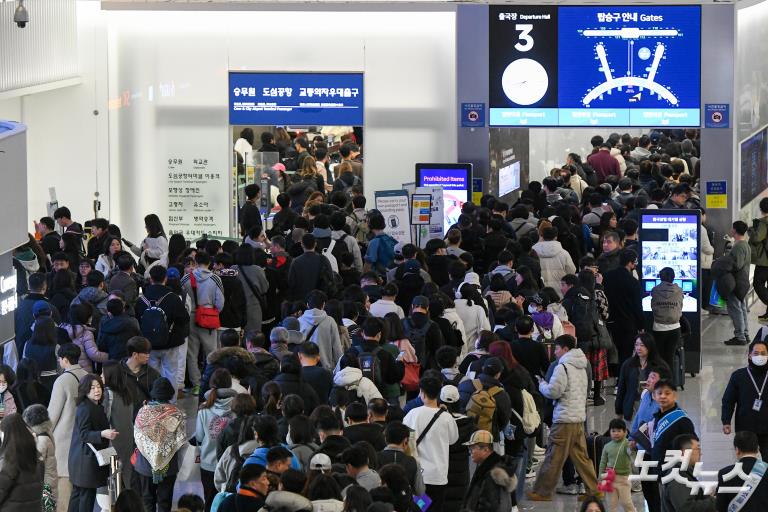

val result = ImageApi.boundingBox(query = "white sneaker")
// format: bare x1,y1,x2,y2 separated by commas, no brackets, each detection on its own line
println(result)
526,468,536,479
631,480,642,493
556,484,579,495
533,445,546,455
578,483,586,495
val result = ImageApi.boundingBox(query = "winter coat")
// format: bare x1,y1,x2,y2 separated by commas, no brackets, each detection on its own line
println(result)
259,491,313,512
403,312,445,371
271,373,320,415
200,347,257,400
70,286,109,331
711,254,737,299
312,500,344,512
539,348,589,424
603,267,645,330
298,309,343,370
181,268,225,315
701,224,715,270
62,324,107,373
462,451,517,512
50,287,77,321
614,359,665,421
0,461,42,512
196,388,237,471
454,299,492,355
97,314,141,361
30,421,57,497
0,391,15,417
103,387,136,486
68,398,110,488
333,366,383,403
731,241,752,300
722,363,768,434
214,439,260,491
662,468,716,512
532,240,576,292
14,293,56,355
332,230,363,271
135,283,190,350
378,447,425,497
457,373,512,440
716,456,768,512
108,270,140,307
445,414,476,512
216,268,246,329
120,360,160,414
651,281,684,326
749,216,768,267
235,264,269,333
244,444,301,470
47,366,87,476
650,404,696,467
365,233,398,273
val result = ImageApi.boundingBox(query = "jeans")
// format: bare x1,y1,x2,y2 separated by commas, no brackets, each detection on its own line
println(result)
727,294,749,341
150,346,183,391
754,265,768,311
514,443,528,499
532,422,598,497
187,326,218,387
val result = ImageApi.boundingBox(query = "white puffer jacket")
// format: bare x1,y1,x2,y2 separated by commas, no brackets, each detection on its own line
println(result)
532,240,576,293
539,348,589,424
333,366,383,403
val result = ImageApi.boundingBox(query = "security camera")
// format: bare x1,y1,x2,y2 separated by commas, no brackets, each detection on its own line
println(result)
14,0,28,28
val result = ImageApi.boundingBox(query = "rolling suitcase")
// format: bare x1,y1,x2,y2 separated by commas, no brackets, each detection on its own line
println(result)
586,431,610,477
672,342,686,391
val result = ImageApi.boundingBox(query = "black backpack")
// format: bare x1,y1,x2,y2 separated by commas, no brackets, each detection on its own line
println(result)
565,290,596,349
138,293,172,348
403,317,431,362
357,345,383,386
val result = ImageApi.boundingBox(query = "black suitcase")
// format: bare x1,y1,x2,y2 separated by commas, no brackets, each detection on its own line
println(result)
672,342,686,391
585,431,610,476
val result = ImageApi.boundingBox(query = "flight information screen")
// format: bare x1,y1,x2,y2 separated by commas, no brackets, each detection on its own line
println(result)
489,5,701,127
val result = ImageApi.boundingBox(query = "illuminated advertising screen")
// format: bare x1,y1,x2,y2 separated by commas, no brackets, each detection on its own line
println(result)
415,164,472,235
639,211,700,313
229,72,364,126
498,161,521,197
740,125,768,207
489,5,701,127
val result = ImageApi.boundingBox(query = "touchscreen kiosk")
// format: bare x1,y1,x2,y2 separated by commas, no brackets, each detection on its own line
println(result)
415,163,472,235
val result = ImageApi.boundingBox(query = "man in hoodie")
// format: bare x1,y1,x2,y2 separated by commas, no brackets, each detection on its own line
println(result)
97,298,141,360
631,135,653,161
533,226,577,294
287,234,336,301
651,267,685,372
527,334,599,502
298,290,343,370
213,253,246,340
365,214,397,274
135,265,189,390
121,336,160,415
181,251,225,394
71,271,109,331
462,430,517,512
15,272,57,356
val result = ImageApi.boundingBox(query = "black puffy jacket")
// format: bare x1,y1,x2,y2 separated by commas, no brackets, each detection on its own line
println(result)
0,463,42,512
444,415,475,512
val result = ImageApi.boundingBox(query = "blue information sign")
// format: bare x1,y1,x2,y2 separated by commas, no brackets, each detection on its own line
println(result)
461,103,485,127
704,104,729,128
229,72,364,126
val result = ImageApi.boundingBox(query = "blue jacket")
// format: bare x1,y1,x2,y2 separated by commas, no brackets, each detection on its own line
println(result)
244,443,301,470
631,390,659,434
365,233,397,272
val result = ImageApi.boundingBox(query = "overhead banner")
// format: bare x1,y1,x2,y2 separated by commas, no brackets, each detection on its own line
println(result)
229,72,364,126
374,190,412,244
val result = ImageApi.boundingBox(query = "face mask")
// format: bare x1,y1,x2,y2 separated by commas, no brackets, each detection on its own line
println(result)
528,305,538,315
0,384,6,394
753,355,768,367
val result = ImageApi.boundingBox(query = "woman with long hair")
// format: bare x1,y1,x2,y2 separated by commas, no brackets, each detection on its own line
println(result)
378,464,414,512
60,303,108,373
214,414,259,492
196,368,236,510
307,474,343,512
514,265,540,298
102,361,136,491
287,158,320,213
0,413,43,511
166,233,187,270
76,259,93,292
68,374,119,512
577,269,609,406
615,333,669,422
59,232,82,269
0,365,17,419
133,378,185,512
260,381,283,417
14,358,49,409
127,214,169,272
342,485,372,512
454,283,491,357
96,237,124,277
49,268,77,320
23,317,58,399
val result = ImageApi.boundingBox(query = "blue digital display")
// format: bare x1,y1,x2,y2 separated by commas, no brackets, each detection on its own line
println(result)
489,6,701,127
229,72,364,126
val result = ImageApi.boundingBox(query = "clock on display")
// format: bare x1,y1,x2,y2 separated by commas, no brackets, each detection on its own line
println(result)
501,58,549,106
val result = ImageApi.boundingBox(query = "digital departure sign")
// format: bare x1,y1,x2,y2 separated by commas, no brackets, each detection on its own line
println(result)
229,72,364,126
489,6,701,127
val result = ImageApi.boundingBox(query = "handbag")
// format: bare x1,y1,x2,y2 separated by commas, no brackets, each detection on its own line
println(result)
396,340,421,392
190,273,221,330
594,318,613,351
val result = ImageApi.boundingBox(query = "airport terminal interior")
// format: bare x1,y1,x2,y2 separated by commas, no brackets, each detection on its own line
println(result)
2,1,768,512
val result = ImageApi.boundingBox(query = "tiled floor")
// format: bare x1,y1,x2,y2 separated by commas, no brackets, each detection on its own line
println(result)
166,307,760,512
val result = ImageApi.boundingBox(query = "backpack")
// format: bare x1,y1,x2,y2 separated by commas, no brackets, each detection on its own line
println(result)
343,174,362,196
138,293,172,348
357,345,383,386
450,320,464,350
566,291,596,348
581,163,599,187
322,239,340,273
466,379,503,432
512,388,541,435
403,317,431,362
348,210,370,245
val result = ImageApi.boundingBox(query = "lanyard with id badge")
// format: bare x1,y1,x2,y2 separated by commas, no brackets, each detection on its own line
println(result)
747,368,768,412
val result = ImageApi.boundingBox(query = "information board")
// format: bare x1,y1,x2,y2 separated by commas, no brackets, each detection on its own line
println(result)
229,72,364,126
415,164,472,235
490,5,701,127
740,125,768,208
374,190,412,244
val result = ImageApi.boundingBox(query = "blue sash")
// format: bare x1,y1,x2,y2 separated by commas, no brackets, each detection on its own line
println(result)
652,409,687,445
728,460,768,512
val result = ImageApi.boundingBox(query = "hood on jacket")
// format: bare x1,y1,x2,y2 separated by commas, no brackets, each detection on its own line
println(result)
238,439,261,457
301,308,329,325
333,366,364,388
560,348,588,370
202,388,237,415
207,346,256,365
652,281,682,301
100,314,136,334
490,466,517,492
76,286,108,305
30,420,53,436
262,490,313,512
533,240,565,258
15,248,40,272
490,265,513,277
312,227,333,240
193,268,214,282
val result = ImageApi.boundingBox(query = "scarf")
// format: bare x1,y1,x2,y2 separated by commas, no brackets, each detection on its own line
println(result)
134,401,187,483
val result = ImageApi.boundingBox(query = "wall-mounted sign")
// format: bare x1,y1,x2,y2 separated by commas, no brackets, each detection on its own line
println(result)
705,180,727,209
705,104,730,128
229,72,364,126
461,103,486,128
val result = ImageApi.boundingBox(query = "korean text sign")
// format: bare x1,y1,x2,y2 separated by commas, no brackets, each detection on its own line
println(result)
229,72,364,126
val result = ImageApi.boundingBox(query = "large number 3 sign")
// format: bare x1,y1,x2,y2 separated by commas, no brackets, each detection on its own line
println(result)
514,24,534,52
